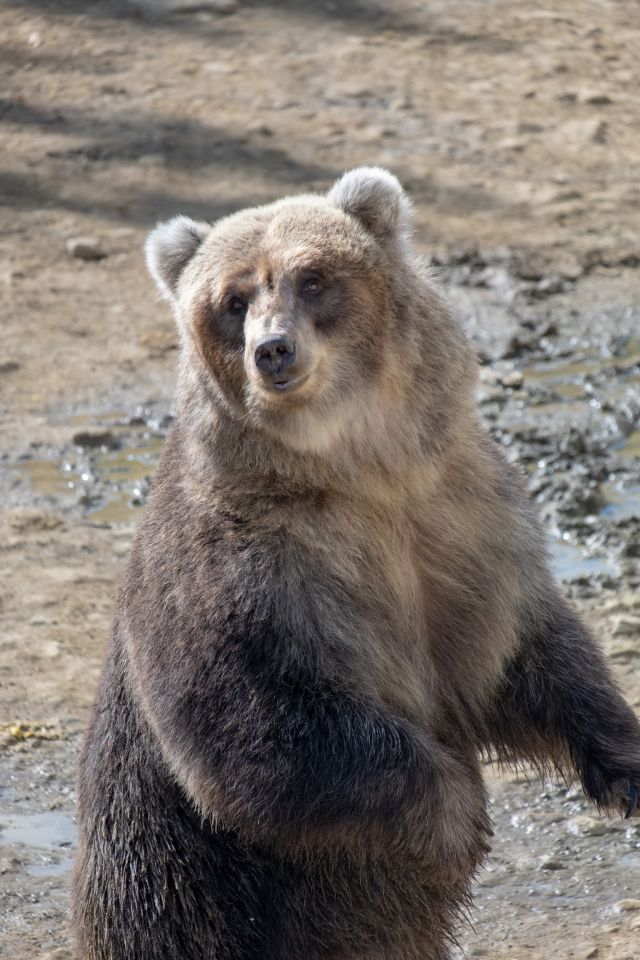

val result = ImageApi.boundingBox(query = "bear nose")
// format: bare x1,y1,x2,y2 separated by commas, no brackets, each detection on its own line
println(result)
254,335,296,375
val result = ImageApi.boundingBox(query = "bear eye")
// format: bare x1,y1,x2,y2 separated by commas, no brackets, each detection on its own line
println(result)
226,295,246,316
301,275,324,296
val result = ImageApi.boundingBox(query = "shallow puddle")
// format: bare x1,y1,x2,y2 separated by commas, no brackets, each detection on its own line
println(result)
25,856,75,878
524,356,602,388
22,458,74,499
506,341,640,583
600,481,640,521
0,810,76,849
18,413,167,526
0,810,77,881
549,539,616,582
613,334,640,366
613,430,640,462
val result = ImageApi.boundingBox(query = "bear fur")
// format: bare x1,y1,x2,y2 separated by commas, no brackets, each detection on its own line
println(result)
72,168,640,960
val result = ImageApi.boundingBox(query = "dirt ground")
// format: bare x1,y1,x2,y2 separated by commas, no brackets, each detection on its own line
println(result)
1,1,639,957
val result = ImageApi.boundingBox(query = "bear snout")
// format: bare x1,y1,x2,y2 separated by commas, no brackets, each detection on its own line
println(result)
254,335,297,378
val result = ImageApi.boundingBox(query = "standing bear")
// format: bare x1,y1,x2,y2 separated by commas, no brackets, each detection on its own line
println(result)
72,168,640,960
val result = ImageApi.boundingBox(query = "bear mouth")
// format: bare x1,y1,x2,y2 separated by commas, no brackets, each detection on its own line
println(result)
267,373,311,393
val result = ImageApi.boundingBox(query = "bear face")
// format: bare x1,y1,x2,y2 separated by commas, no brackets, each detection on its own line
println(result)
145,169,453,455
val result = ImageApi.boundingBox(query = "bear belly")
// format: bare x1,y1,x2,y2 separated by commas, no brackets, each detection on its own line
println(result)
72,645,461,960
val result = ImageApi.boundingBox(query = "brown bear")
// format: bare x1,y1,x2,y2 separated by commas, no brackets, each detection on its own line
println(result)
72,168,640,960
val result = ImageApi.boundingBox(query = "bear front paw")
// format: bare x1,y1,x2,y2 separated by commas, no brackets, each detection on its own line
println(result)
581,755,640,819
405,778,493,883
614,778,639,819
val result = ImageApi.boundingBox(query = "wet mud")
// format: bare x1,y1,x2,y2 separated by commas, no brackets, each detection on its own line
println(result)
1,1,639,958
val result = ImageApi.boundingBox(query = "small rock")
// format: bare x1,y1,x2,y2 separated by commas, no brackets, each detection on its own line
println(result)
609,637,640,662
0,360,20,373
499,370,524,389
138,329,178,356
41,640,61,657
3,269,25,284
530,810,566,825
390,95,412,111
556,255,584,280
500,332,539,358
517,121,545,134
511,255,546,281
72,427,117,449
598,592,640,615
582,948,598,959
579,89,613,106
498,137,526,152
113,538,134,555
7,509,63,532
614,899,640,912
591,120,608,144
611,616,640,638
533,275,565,296
247,123,273,136
539,856,566,871
355,124,387,143
556,117,608,145
66,237,107,261
550,189,583,204
623,536,640,559
45,567,90,584
478,368,499,386
567,815,611,837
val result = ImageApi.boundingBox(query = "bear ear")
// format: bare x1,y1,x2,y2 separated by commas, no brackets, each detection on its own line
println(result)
145,215,210,299
328,166,412,244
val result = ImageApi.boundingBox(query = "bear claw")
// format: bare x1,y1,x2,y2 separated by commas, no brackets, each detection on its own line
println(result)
625,783,638,819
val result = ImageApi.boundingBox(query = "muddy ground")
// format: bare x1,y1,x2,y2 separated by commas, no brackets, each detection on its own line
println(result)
1,1,639,957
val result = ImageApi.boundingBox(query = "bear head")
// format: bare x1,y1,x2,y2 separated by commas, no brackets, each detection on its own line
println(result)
146,168,472,457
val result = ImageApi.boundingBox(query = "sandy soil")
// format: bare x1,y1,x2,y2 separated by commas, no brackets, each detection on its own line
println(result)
1,1,639,958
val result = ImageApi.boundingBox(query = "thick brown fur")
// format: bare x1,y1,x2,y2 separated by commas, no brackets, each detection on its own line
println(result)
72,168,640,960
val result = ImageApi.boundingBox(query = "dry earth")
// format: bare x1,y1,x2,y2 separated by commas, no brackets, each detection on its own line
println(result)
1,1,639,958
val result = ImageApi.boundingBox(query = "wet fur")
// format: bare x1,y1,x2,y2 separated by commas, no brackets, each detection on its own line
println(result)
73,168,640,960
